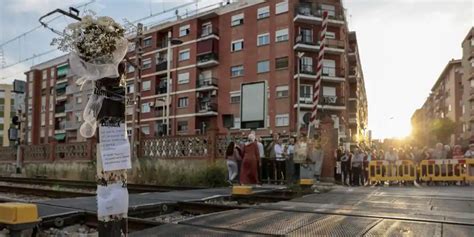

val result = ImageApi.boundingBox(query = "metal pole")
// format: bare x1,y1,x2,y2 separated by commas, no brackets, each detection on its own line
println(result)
166,31,172,136
131,23,143,159
16,109,22,174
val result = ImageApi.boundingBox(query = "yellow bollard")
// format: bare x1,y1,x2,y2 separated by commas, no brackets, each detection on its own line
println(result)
232,185,253,195
0,203,39,225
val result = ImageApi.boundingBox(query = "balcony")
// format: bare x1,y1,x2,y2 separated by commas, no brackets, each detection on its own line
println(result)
294,66,345,82
196,77,218,89
293,37,345,54
65,121,81,130
294,4,345,25
196,52,219,68
156,59,168,72
65,103,83,112
199,25,219,39
196,97,218,116
294,95,345,111
155,80,167,95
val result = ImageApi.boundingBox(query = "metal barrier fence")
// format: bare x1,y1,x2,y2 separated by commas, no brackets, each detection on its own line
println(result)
369,159,474,183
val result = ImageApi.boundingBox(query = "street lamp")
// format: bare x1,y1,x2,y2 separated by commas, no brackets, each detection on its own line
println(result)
165,31,183,136
296,52,305,137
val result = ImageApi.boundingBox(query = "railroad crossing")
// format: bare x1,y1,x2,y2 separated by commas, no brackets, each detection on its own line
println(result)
1,177,473,236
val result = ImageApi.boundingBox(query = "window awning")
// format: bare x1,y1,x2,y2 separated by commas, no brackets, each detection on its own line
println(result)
54,133,66,141
56,83,68,90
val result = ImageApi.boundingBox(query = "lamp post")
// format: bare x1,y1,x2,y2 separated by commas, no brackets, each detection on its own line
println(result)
296,52,305,137
165,31,183,136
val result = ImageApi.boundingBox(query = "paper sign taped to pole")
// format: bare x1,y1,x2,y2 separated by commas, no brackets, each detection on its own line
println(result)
97,183,129,216
99,123,131,171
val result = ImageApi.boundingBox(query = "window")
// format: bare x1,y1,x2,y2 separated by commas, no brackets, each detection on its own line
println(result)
127,64,135,73
142,80,151,91
231,65,244,77
40,114,45,126
143,37,152,47
50,70,55,78
201,22,212,37
178,97,188,108
231,40,244,52
142,58,152,69
275,1,288,14
298,28,313,43
326,32,336,39
179,24,190,37
322,59,336,77
233,117,241,129
230,92,241,104
76,97,82,104
448,104,452,112
321,4,336,17
179,49,190,61
300,56,313,73
323,86,336,96
231,13,244,26
42,70,47,80
462,105,465,115
127,84,134,94
177,121,188,132
257,33,270,46
178,72,190,84
300,85,312,103
276,57,288,69
257,6,270,19
141,125,150,135
275,28,289,42
75,112,82,122
155,52,167,65
275,114,289,126
276,85,289,98
257,60,270,73
141,103,151,113
470,79,474,88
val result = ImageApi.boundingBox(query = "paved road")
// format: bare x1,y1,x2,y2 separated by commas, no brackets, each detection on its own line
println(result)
133,185,474,236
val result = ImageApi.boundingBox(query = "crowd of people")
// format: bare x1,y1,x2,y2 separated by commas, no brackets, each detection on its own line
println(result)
224,132,324,186
336,143,474,186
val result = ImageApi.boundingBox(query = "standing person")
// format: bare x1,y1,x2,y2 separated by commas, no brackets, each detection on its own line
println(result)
257,137,265,184
340,150,351,185
286,137,296,184
432,143,446,160
453,145,464,159
385,147,398,178
464,144,474,158
274,137,286,184
351,148,364,186
294,135,308,181
335,147,344,183
445,145,453,159
309,140,324,182
240,133,260,185
225,142,241,185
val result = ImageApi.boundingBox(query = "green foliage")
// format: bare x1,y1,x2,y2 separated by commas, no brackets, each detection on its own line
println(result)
430,118,456,144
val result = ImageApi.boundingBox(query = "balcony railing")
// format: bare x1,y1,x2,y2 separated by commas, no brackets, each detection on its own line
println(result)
294,4,345,21
55,105,65,113
197,52,218,64
295,34,315,45
65,121,81,130
299,65,315,74
199,25,219,38
197,77,218,88
300,94,344,106
197,101,218,113
156,60,168,72
322,66,345,78
324,39,345,49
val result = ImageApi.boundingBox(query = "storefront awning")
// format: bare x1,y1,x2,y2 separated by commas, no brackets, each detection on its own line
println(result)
57,64,69,77
54,133,66,141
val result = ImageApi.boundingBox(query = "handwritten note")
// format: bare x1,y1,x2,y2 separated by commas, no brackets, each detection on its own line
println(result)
99,123,131,172
97,183,129,216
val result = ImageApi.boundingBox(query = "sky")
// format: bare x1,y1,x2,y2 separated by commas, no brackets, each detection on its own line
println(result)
0,0,473,139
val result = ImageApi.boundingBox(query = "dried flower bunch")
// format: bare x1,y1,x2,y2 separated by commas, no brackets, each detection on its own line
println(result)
51,13,125,63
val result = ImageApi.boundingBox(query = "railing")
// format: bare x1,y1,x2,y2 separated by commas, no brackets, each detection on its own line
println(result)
199,25,219,38
55,105,66,113
322,66,345,78
156,60,168,71
65,121,81,130
197,101,218,113
55,142,94,161
300,65,315,74
321,96,345,106
0,147,16,162
324,39,345,49
23,145,52,163
141,135,212,159
295,34,315,45
294,3,345,21
197,52,218,64
197,77,218,88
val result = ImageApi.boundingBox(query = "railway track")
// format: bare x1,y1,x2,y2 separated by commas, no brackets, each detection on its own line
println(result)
0,176,204,194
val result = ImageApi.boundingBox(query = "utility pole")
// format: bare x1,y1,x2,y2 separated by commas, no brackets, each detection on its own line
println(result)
131,23,143,159
296,52,304,137
165,31,172,136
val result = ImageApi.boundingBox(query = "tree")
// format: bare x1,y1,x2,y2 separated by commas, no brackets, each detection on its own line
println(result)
430,118,456,144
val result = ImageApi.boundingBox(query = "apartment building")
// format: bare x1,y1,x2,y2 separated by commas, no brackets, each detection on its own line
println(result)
460,27,474,145
412,59,463,146
24,55,92,145
347,31,368,144
25,0,368,145
0,84,15,146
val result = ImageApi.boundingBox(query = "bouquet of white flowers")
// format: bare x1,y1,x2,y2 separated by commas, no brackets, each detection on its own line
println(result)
51,13,128,138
